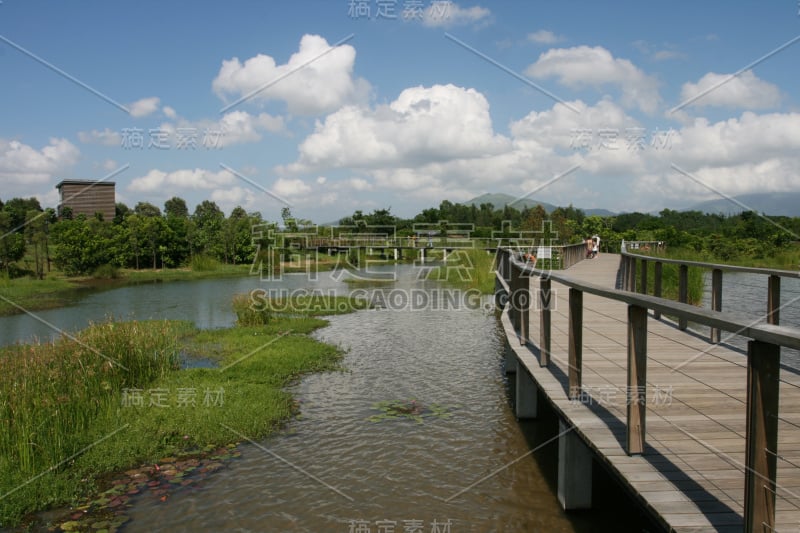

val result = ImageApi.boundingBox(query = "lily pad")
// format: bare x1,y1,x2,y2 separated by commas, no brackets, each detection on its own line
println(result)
368,399,456,423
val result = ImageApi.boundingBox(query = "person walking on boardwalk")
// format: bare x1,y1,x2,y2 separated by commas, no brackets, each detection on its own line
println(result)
591,235,600,258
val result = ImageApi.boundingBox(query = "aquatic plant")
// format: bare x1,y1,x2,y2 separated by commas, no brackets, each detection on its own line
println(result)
368,399,455,423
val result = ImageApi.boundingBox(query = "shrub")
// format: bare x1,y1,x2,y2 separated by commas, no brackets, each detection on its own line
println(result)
190,254,221,272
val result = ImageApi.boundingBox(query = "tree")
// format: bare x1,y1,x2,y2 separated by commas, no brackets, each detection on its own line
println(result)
142,215,169,269
281,206,298,232
164,207,190,267
51,216,112,275
0,212,25,275
134,201,162,218
24,210,49,279
164,197,189,219
192,200,225,259
124,214,144,269
3,197,42,231
114,202,131,225
221,206,255,265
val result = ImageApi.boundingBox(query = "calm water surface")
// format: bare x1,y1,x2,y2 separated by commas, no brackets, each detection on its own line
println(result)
696,271,800,368
1,266,656,531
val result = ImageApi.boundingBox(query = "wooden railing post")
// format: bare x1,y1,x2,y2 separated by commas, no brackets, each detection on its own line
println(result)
678,264,688,330
540,278,552,367
519,271,530,346
509,261,520,332
628,257,637,292
653,262,663,319
767,275,780,325
639,259,648,295
710,268,722,343
744,340,779,533
568,288,583,399
627,305,647,455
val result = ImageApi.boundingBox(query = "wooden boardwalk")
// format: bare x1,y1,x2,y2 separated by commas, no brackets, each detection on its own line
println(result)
501,253,800,532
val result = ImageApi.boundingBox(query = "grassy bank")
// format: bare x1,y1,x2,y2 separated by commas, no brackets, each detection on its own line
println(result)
431,248,497,294
0,309,346,527
0,255,347,317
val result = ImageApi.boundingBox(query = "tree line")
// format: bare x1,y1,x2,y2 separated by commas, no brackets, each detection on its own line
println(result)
1,194,797,278
0,196,262,277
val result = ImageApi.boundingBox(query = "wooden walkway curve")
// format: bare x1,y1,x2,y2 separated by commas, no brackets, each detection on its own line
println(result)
500,252,800,532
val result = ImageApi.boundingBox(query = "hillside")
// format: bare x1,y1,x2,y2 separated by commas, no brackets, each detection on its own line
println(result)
685,192,800,217
463,193,615,216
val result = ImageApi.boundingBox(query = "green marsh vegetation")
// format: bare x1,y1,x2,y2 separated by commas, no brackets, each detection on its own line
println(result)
0,298,350,527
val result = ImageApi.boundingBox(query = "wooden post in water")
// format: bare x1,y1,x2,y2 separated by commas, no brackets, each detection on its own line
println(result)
744,340,779,533
568,288,583,399
767,275,780,325
540,278,551,367
710,268,722,343
678,264,688,331
627,305,647,455
653,262,663,319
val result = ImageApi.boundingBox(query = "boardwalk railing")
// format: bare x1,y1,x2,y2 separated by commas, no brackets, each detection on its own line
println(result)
618,240,800,341
496,246,800,532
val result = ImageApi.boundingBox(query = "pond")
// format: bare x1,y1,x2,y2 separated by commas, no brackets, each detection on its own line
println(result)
1,264,654,531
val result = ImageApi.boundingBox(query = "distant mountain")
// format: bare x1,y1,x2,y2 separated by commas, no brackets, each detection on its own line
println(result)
463,193,557,212
463,192,615,216
684,192,800,217
583,207,616,217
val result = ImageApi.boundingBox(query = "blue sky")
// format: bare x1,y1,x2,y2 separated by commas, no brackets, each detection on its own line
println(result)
1,0,799,222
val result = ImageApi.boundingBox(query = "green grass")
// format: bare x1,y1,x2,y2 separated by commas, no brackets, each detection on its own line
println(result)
0,264,254,317
0,313,345,527
636,245,800,271
0,274,84,316
431,248,497,295
635,260,705,305
232,292,370,325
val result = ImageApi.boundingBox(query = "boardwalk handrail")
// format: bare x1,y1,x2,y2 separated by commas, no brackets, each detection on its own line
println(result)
618,240,797,340
621,240,800,278
496,246,800,532
501,249,800,350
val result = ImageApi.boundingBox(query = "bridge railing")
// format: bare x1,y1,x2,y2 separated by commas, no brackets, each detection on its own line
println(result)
619,240,800,342
496,246,800,532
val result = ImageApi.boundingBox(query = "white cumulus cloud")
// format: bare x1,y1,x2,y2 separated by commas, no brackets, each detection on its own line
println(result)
128,168,235,193
526,46,661,114
678,70,781,110
272,178,311,198
212,34,371,116
129,97,161,118
0,137,80,185
288,84,510,172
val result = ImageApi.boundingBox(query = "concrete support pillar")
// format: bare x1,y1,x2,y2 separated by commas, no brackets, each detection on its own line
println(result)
420,248,426,263
394,248,398,261
504,341,517,374
443,249,448,262
515,367,537,419
558,419,592,510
